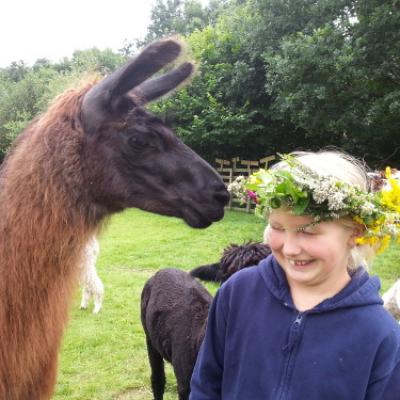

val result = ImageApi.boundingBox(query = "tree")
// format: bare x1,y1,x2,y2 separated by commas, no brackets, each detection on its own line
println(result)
0,47,126,161
264,0,400,167
2,0,400,167
151,7,304,162
140,0,229,45
0,67,61,160
1,61,29,83
70,48,126,74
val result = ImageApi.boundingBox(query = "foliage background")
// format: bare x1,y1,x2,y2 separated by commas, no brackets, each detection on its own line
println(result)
1,0,399,168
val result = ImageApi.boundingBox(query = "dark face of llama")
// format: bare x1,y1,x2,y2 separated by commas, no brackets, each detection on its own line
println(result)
81,39,229,228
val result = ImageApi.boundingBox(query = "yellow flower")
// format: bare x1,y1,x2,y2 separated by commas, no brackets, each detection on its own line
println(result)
353,216,364,225
355,237,365,245
356,234,391,254
380,168,400,212
355,236,378,246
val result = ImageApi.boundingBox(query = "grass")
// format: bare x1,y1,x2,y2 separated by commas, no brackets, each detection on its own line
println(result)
54,209,400,399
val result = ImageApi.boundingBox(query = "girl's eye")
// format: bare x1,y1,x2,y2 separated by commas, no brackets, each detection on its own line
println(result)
271,225,284,231
297,227,316,235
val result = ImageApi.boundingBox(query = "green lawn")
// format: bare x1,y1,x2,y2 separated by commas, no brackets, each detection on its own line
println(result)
54,209,400,400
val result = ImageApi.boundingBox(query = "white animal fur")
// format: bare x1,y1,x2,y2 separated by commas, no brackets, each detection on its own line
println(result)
79,236,104,314
383,279,400,321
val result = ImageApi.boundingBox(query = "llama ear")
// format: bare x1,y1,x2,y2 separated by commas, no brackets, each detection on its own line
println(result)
106,39,183,99
81,39,183,133
131,62,194,104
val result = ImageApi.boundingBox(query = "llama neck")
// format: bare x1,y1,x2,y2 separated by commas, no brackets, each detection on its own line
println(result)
0,123,105,397
0,150,101,292
0,83,112,399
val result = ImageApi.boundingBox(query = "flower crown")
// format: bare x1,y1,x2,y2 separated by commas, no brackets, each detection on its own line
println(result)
228,154,400,253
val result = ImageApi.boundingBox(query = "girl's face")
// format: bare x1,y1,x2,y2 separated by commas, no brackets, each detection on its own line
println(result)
266,209,356,293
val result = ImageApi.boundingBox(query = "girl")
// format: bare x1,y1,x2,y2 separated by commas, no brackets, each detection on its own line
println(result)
190,151,400,400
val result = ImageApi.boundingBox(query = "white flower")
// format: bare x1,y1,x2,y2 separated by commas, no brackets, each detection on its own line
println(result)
228,176,248,202
328,191,347,210
360,202,377,216
312,187,329,203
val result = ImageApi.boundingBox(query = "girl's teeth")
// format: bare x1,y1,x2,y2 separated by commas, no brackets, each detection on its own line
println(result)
290,260,310,266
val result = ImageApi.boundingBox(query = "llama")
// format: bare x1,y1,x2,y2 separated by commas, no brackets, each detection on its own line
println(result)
141,268,213,400
142,242,270,400
0,38,229,399
79,236,104,314
190,241,271,283
382,279,400,320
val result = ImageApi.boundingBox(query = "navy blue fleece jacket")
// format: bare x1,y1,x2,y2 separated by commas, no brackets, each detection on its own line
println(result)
190,255,400,400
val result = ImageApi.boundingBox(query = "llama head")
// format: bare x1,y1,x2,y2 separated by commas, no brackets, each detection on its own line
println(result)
80,39,229,228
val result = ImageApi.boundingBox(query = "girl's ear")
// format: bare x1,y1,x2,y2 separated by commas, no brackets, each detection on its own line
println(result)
348,225,365,248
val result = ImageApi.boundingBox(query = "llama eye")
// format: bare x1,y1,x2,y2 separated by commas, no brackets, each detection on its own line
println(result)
128,135,148,150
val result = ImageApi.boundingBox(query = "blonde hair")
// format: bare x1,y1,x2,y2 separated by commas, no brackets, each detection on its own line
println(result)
269,150,375,270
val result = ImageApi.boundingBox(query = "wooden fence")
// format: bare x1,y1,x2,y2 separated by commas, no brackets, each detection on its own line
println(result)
215,155,276,212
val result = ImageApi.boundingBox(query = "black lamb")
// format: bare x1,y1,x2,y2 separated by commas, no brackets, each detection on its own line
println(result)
141,242,271,400
190,241,271,283
141,268,212,400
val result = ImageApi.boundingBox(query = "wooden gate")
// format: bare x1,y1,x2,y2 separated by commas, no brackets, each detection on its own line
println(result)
215,155,276,212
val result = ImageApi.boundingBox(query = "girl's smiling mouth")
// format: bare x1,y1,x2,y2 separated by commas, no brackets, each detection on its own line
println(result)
288,259,315,267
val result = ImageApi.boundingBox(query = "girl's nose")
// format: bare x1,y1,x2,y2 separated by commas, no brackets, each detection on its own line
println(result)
282,235,302,256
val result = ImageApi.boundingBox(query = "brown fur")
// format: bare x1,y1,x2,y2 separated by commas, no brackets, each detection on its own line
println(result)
0,84,102,399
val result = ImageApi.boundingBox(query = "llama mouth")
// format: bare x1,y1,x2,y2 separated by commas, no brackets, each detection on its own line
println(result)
181,202,225,229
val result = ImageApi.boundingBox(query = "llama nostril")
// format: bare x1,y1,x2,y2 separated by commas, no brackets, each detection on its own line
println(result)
214,187,230,205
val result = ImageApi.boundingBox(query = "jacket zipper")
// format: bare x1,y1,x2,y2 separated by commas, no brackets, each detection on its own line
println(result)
277,312,305,400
